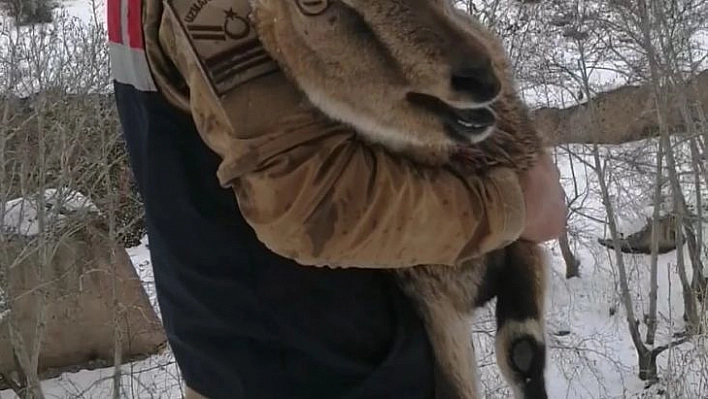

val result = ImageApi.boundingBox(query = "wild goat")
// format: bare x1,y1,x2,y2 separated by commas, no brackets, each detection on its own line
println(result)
251,1,551,398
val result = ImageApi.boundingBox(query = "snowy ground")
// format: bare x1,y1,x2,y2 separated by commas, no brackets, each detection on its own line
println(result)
1,0,707,398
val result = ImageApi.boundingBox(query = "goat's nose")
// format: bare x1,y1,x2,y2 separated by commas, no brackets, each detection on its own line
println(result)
450,61,501,104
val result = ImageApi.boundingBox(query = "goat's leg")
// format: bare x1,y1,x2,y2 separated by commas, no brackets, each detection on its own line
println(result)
396,265,484,399
493,242,549,399
418,300,481,399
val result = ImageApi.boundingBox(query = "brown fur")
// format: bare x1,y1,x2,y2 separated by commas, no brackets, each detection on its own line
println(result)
251,1,550,398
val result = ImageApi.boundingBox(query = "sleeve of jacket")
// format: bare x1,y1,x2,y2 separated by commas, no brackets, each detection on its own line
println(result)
151,6,527,269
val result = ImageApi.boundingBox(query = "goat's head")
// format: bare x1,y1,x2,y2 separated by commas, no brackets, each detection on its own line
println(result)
252,0,513,153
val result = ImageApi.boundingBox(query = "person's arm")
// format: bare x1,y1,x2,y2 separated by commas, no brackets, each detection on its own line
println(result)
150,6,526,269
229,129,526,268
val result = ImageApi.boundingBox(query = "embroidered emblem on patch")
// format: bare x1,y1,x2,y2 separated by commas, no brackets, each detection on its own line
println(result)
166,0,278,95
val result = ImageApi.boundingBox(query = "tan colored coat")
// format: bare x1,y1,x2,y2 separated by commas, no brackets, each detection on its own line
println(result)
139,0,526,269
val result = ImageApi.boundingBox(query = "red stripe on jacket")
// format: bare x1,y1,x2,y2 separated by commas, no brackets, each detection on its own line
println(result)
127,0,145,49
107,0,122,44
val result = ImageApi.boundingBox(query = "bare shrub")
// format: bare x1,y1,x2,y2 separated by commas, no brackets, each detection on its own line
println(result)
0,3,155,397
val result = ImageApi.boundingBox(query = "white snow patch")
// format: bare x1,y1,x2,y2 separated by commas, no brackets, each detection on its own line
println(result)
2,188,100,236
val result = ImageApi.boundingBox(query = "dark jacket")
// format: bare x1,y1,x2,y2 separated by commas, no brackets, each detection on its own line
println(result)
107,0,526,396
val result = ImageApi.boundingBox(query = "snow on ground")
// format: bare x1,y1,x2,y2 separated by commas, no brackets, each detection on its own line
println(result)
473,139,708,399
0,0,111,97
2,188,100,236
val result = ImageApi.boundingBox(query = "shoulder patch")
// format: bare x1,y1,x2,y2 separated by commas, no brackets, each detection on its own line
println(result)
164,0,278,96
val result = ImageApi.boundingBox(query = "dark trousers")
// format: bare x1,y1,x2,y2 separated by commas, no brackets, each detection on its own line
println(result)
113,80,437,399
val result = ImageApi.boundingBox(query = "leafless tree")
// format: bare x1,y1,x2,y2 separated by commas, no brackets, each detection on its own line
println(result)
517,0,705,384
0,3,148,397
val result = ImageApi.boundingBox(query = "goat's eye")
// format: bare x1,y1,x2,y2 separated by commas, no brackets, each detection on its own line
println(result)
296,0,331,16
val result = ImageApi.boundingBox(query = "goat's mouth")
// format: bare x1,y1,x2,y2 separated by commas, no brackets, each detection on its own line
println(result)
406,92,496,143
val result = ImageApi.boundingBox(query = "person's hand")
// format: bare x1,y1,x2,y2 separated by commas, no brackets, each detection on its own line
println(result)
519,151,568,243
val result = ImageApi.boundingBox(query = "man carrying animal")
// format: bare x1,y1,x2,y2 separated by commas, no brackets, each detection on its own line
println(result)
108,0,567,397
